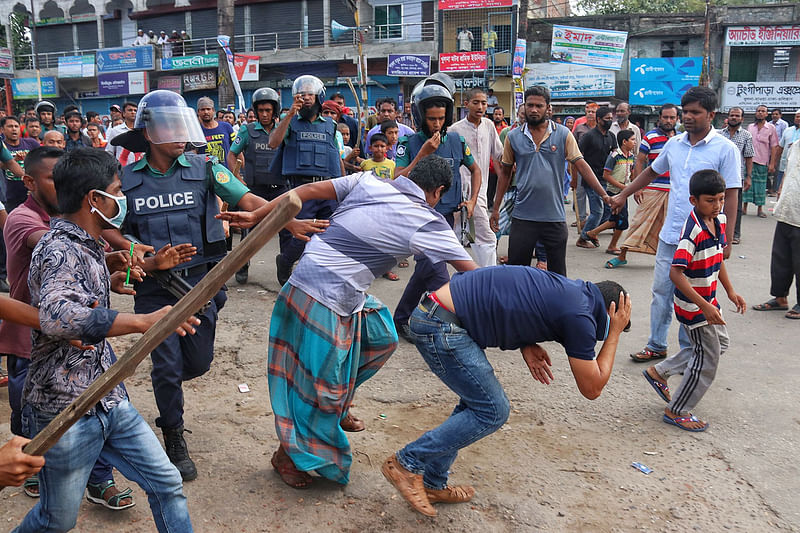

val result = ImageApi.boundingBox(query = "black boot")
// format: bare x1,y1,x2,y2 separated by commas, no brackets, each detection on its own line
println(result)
235,262,249,284
276,254,292,286
162,426,197,481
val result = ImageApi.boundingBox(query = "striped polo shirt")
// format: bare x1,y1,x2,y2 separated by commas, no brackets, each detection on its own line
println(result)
290,172,471,316
640,127,672,191
672,209,727,329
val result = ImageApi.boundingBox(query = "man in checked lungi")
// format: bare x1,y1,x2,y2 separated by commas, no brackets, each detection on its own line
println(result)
220,155,477,488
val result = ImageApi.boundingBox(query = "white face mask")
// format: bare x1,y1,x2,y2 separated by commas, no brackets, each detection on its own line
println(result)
89,189,127,229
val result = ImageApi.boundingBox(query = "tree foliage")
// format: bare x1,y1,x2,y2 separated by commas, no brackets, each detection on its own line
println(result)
0,12,32,63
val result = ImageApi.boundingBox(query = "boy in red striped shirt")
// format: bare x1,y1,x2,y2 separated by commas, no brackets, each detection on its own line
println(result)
642,169,746,431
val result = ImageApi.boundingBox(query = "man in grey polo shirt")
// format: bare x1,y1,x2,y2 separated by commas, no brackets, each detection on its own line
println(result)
490,85,608,276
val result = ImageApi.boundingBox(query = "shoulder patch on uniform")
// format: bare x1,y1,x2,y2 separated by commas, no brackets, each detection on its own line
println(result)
215,170,230,184
396,144,406,158
464,145,471,156
205,154,220,164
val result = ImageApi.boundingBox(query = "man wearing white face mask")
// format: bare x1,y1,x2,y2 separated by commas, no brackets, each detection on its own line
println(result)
15,148,200,533
106,90,325,480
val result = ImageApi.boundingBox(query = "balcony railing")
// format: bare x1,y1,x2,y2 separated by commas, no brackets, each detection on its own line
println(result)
13,21,436,71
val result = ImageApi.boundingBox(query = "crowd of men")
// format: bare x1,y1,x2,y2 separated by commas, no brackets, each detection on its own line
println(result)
0,73,797,530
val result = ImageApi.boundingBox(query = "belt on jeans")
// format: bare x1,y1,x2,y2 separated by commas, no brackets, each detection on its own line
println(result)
176,264,209,278
288,176,329,185
418,293,461,327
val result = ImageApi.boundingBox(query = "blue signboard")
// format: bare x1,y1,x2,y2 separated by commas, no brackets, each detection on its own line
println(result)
629,82,696,105
387,54,430,77
10,77,58,99
96,45,154,73
630,57,702,82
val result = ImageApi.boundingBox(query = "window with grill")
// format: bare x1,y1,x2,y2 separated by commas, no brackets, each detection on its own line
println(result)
375,4,402,40
661,40,689,58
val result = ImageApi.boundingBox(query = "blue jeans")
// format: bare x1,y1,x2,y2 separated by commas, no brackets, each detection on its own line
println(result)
397,306,510,490
16,400,191,533
647,239,690,354
581,184,606,240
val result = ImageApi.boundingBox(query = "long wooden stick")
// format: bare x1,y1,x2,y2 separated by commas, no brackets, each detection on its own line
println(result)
13,193,300,463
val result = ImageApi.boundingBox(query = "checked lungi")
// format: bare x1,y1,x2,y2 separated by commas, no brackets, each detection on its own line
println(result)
268,283,398,484
742,162,767,206
621,188,669,255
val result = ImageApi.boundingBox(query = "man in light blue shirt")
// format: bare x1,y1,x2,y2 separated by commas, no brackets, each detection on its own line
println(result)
610,87,741,362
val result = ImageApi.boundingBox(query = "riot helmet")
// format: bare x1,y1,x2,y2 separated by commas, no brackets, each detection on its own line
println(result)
252,87,281,112
111,90,206,152
35,100,56,115
411,84,454,137
292,75,325,120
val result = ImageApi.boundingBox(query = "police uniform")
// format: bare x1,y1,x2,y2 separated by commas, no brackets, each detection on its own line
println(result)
230,121,288,201
277,114,342,268
121,152,249,431
393,130,475,328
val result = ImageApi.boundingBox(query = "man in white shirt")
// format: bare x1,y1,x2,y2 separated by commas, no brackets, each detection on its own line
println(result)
610,102,641,155
132,29,149,46
457,27,473,52
449,88,504,267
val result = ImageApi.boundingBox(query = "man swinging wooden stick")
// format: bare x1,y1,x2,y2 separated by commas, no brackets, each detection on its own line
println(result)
3,148,299,533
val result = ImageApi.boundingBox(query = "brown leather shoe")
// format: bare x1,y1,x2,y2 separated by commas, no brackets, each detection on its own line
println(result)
425,485,475,504
381,455,436,517
340,412,365,432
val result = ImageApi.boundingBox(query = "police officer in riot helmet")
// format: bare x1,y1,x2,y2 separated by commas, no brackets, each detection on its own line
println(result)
34,100,66,141
268,75,344,285
227,87,284,284
109,90,325,480
392,75,481,342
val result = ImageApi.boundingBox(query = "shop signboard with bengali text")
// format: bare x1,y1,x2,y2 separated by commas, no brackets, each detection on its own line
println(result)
439,51,487,72
58,55,96,78
629,57,702,82
161,54,218,71
11,77,58,99
629,82,695,105
234,55,260,81
725,25,800,46
98,72,148,96
0,48,13,79
550,25,627,71
722,82,800,112
96,46,154,73
158,76,182,93
387,54,431,77
183,70,217,91
438,0,514,9
525,63,615,98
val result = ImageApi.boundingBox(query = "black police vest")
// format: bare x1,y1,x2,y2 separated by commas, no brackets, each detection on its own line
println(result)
281,115,342,178
405,132,464,215
243,123,283,186
121,153,227,269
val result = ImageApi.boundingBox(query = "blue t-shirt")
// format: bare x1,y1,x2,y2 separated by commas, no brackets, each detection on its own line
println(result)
449,266,607,360
200,122,235,168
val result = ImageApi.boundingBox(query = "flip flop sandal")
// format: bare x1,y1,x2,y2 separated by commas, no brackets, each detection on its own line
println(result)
757,212,768,218
23,477,40,498
86,480,136,510
605,248,621,255
398,260,409,268
576,238,595,249
752,298,789,311
642,369,670,402
382,271,400,281
662,413,708,432
630,348,667,363
786,304,800,320
588,237,600,247
605,257,627,269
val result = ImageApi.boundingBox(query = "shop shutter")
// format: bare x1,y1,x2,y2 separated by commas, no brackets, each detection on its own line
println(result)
248,1,302,50
76,21,98,50
37,25,73,54
104,18,122,48
191,9,216,39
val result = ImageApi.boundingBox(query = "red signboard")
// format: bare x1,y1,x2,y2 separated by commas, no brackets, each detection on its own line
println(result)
438,51,487,72
438,0,513,9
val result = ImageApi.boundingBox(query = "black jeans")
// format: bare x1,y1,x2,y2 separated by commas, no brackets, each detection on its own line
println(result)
508,218,569,276
770,221,800,303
